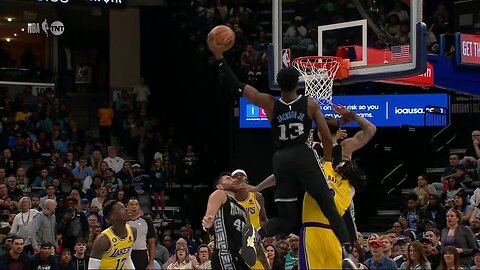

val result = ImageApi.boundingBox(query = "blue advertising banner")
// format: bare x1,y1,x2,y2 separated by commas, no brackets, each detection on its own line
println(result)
239,94,449,128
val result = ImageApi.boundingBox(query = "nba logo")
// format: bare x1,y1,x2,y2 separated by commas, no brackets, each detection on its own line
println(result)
246,105,259,117
259,108,267,118
282,49,290,68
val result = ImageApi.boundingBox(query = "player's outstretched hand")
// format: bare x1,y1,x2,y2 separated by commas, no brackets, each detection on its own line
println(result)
333,104,351,115
202,215,214,231
333,104,355,124
207,32,224,58
238,183,258,193
335,129,348,141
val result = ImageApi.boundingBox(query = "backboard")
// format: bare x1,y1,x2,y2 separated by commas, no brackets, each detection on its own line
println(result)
269,0,427,89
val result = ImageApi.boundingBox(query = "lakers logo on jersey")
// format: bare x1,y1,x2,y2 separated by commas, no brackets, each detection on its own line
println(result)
246,207,256,215
239,192,261,229
110,247,131,257
99,224,134,270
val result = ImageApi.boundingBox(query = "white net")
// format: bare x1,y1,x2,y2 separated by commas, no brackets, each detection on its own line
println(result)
292,56,342,104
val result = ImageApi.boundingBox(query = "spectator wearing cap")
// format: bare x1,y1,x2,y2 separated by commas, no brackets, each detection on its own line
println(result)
0,235,31,270
419,194,447,230
30,242,60,270
284,16,308,48
364,239,397,270
473,248,480,270
58,197,88,251
103,146,125,173
441,208,477,266
400,241,431,270
393,236,410,268
72,238,89,270
284,234,299,270
419,237,441,270
80,198,90,216
33,199,57,252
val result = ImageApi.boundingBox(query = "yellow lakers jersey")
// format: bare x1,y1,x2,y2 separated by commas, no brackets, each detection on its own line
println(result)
303,162,352,224
238,192,261,228
99,224,134,270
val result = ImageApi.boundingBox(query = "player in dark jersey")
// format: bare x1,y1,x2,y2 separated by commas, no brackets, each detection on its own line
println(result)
202,172,251,270
207,33,353,263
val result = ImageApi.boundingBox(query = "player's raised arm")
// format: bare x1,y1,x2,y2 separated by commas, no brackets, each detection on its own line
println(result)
88,234,110,269
206,33,275,118
202,190,228,231
309,98,333,161
334,104,377,159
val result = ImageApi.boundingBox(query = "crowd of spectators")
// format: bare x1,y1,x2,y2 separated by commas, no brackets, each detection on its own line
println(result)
0,79,211,269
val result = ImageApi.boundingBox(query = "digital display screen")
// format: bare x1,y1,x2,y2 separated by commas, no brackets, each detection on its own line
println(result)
456,33,480,67
239,94,449,128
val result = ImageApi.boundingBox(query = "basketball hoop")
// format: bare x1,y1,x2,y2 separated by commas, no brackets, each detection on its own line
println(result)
292,56,343,104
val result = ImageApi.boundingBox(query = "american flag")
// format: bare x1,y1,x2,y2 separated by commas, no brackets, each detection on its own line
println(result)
391,45,411,62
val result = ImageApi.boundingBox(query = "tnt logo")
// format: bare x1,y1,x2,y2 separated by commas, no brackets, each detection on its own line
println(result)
50,21,65,36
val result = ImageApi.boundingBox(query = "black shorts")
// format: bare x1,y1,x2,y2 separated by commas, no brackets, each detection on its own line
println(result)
211,250,250,270
273,144,326,201
132,249,149,269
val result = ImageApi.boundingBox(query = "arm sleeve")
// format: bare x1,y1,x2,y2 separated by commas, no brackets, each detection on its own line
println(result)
342,208,358,244
145,217,156,239
217,58,246,96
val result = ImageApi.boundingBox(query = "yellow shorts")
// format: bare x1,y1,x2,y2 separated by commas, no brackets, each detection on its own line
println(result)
299,222,342,270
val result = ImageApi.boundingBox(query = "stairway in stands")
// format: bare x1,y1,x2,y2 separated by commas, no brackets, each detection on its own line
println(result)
151,183,210,238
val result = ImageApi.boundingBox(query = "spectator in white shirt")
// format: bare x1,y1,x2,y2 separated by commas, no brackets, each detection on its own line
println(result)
103,146,125,173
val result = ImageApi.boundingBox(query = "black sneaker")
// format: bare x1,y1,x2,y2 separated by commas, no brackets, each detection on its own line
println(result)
241,223,257,266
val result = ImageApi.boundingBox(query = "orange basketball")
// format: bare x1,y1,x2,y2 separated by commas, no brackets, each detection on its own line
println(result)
210,25,235,51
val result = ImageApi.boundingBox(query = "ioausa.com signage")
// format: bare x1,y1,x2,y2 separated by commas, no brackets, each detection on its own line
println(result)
239,94,450,128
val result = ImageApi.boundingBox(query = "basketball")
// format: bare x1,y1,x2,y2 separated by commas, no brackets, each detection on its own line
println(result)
210,25,235,51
